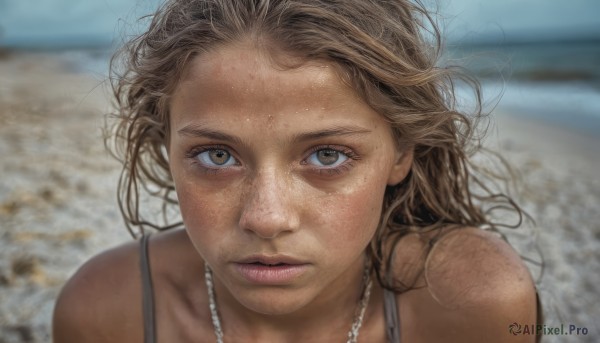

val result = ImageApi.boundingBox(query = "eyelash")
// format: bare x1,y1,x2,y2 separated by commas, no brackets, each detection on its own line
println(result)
301,145,360,176
185,145,240,174
185,144,360,175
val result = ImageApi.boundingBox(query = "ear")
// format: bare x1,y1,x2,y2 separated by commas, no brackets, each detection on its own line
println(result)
387,148,413,186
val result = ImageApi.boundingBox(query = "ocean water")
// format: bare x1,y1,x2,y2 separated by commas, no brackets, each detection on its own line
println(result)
483,80,600,136
1,0,598,136
446,41,600,137
4,34,599,138
1,0,599,137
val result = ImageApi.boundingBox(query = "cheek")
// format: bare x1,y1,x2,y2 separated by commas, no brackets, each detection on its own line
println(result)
312,174,388,248
174,176,239,240
317,148,398,247
171,158,236,225
177,186,210,226
175,183,246,264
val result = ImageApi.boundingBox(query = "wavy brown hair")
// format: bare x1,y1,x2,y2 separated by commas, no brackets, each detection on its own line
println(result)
108,0,524,292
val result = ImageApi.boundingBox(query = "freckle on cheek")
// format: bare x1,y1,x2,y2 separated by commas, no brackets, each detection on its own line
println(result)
339,191,381,230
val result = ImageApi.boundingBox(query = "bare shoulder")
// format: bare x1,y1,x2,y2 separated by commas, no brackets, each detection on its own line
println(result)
399,227,538,343
52,238,144,343
52,229,203,343
425,227,536,308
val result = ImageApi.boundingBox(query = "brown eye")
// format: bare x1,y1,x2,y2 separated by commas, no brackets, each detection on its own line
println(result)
316,149,340,165
208,149,231,165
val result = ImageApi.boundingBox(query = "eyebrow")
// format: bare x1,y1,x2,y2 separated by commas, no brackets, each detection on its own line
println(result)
177,124,371,144
177,125,245,145
292,126,371,142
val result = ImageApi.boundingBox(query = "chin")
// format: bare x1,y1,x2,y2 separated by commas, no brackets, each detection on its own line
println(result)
233,287,315,316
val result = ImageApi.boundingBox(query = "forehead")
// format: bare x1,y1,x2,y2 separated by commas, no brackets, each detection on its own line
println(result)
180,42,345,98
170,41,385,132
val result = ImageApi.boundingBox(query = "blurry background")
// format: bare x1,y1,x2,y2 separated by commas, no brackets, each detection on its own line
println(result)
0,0,598,342
1,0,599,133
443,0,600,136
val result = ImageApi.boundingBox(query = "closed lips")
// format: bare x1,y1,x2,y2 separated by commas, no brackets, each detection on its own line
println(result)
235,255,308,265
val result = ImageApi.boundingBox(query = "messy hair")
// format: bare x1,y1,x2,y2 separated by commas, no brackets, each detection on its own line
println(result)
109,0,523,291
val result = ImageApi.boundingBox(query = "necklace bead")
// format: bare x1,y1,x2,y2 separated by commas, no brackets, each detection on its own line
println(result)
204,262,372,343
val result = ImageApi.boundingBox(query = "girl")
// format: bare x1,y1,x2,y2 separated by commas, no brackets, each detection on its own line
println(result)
53,0,540,342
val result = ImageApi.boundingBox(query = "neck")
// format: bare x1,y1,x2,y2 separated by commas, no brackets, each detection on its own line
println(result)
212,256,369,342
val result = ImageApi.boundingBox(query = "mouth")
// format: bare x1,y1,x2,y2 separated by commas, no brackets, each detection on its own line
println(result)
234,255,309,284
246,262,289,267
236,255,307,266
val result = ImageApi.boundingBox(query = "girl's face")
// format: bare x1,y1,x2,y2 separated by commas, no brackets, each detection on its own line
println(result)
168,41,411,315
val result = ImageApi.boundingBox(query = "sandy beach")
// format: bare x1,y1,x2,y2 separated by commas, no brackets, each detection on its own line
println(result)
0,51,598,342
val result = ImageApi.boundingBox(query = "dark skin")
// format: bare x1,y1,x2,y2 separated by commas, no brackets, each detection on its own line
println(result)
53,41,537,342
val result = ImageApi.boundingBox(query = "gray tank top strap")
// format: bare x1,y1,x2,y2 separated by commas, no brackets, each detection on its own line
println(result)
140,234,400,343
139,234,156,343
383,287,402,343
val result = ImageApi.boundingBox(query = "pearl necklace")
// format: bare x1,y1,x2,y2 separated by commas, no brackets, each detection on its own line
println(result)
204,262,373,343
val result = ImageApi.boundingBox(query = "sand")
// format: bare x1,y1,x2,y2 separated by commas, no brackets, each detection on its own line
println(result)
0,51,598,342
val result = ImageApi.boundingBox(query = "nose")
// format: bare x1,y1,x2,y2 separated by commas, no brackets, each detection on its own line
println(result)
238,168,300,239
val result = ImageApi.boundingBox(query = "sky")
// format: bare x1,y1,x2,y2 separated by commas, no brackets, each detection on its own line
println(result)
0,0,599,47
